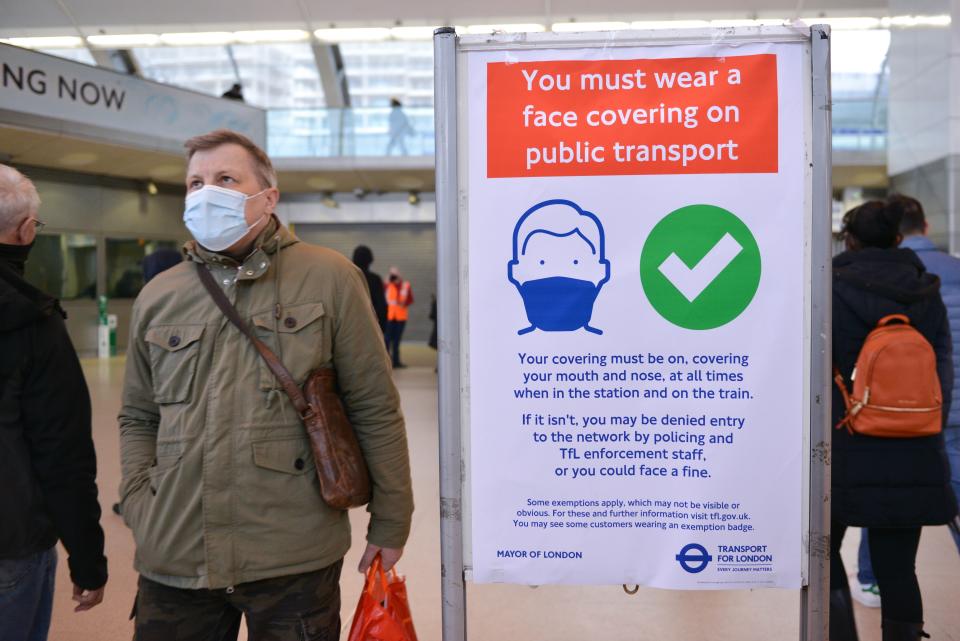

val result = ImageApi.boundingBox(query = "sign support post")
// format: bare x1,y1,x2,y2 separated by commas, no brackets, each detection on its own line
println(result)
801,24,832,641
434,26,468,641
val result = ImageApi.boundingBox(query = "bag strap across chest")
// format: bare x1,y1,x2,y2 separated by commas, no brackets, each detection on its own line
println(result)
195,262,317,420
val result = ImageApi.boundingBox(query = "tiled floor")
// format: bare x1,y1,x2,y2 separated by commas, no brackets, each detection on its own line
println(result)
46,352,959,640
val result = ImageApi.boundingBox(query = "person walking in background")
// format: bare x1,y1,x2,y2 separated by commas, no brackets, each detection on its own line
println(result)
119,130,413,640
221,83,245,102
831,200,957,641
853,529,882,608
353,245,388,333
386,98,415,156
385,267,413,368
895,193,960,553
0,165,107,640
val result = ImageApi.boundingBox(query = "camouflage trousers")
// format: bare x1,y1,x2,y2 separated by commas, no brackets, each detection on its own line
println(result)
132,560,342,641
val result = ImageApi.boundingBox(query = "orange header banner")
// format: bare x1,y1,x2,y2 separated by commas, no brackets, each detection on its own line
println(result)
486,54,779,178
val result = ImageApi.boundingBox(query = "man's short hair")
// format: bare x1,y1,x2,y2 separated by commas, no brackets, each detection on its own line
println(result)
184,129,277,190
888,193,926,236
0,165,41,232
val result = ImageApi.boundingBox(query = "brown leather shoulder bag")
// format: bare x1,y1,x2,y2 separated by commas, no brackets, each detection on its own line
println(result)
196,263,371,509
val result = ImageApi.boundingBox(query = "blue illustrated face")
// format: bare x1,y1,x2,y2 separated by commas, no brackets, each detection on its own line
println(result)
508,200,610,335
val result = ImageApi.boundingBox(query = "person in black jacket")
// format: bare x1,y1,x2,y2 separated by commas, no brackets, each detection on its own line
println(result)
352,245,388,333
831,200,958,641
0,165,107,639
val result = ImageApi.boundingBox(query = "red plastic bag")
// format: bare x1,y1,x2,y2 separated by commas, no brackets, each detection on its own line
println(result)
347,555,418,641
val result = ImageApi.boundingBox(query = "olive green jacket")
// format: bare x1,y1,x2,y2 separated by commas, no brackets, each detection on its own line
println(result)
118,219,413,589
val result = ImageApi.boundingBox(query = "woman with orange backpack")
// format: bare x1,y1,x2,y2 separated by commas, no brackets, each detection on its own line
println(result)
831,200,958,641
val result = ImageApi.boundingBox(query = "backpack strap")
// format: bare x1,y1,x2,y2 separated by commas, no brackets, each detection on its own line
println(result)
195,262,317,421
833,366,860,434
877,314,910,327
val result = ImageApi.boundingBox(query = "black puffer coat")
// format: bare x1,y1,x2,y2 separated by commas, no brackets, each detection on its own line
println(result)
0,254,107,590
832,247,958,527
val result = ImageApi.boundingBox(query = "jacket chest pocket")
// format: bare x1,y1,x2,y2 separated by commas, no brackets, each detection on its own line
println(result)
251,302,327,391
144,325,204,404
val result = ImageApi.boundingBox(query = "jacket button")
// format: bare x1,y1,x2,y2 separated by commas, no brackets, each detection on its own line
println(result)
168,336,181,348
294,458,305,470
151,487,157,496
284,317,297,329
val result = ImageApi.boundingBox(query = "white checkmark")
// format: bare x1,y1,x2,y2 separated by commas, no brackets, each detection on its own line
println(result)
657,233,744,302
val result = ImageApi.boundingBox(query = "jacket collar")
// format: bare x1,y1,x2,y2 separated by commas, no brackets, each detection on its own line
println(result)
833,247,940,304
899,235,937,253
0,261,59,331
183,216,298,281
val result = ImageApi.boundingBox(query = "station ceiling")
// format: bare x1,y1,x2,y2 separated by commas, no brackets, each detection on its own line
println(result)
1,0,887,34
1,0,892,192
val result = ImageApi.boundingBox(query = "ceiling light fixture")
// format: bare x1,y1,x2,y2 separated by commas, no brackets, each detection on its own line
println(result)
630,20,711,30
234,29,309,44
805,17,882,30
708,19,788,28
87,33,161,48
464,24,546,34
883,14,951,28
159,32,235,46
59,152,98,167
6,36,84,49
551,22,631,33
314,28,391,43
390,26,438,40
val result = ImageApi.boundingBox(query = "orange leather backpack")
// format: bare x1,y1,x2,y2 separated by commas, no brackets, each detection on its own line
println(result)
834,314,942,438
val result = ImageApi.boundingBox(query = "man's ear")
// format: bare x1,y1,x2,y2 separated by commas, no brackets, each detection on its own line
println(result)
264,187,279,214
15,215,36,245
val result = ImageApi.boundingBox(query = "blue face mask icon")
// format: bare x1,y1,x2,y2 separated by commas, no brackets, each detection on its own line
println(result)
518,277,602,332
183,185,267,252
508,199,610,335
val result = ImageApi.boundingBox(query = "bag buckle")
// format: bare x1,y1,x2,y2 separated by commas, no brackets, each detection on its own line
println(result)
300,404,318,421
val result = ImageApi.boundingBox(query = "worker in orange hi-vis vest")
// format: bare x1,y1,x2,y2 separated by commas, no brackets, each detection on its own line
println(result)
385,266,414,368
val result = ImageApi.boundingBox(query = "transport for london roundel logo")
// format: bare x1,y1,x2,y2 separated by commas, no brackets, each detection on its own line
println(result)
676,543,713,574
640,204,761,330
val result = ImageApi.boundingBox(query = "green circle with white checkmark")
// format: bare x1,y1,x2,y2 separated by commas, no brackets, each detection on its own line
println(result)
640,204,761,330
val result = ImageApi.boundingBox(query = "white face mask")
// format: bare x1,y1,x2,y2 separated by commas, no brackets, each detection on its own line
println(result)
183,185,268,252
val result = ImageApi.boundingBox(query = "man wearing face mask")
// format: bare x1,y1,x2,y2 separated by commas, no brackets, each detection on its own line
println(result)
118,130,413,640
0,165,107,640
508,199,611,335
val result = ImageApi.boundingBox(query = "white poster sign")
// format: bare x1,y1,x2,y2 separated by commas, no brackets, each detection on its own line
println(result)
467,39,808,589
0,44,266,146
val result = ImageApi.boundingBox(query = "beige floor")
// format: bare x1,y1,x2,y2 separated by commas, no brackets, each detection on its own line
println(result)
47,350,959,641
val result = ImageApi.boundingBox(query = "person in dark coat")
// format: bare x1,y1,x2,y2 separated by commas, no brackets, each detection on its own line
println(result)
221,83,245,102
0,165,107,639
831,200,958,641
142,248,183,285
352,245,388,332
894,194,960,554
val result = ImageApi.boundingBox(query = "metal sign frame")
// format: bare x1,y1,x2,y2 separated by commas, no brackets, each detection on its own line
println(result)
434,25,832,641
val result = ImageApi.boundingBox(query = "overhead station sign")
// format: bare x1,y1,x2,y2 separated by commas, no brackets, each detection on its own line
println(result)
0,43,266,149
464,37,809,589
